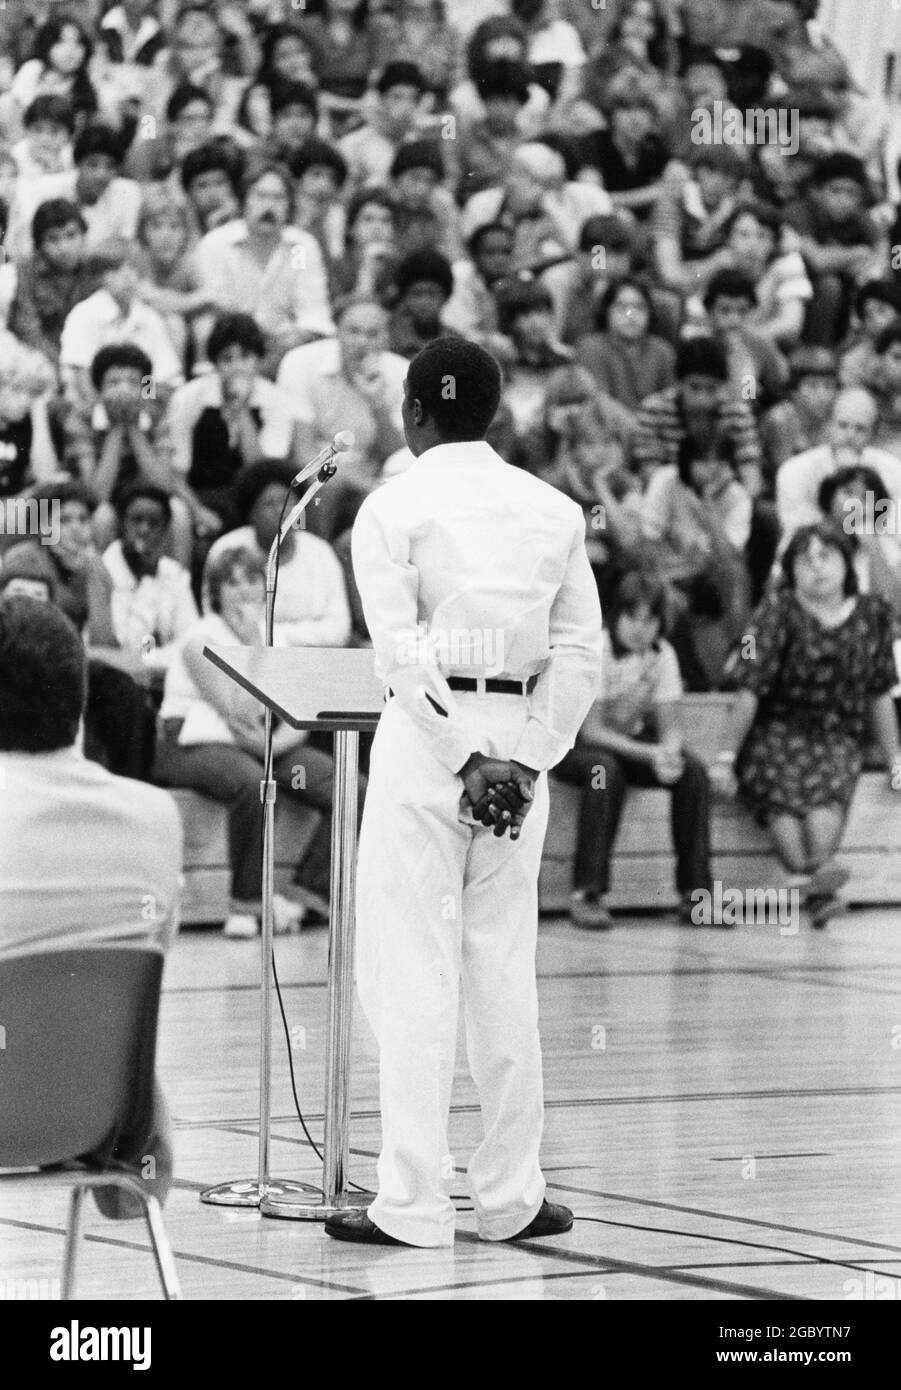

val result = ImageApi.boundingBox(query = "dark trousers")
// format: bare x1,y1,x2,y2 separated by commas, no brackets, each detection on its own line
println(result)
154,735,352,902
553,745,711,896
85,659,155,781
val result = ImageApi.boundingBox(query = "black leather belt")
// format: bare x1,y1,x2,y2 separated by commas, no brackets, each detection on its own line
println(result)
386,675,538,700
447,676,538,695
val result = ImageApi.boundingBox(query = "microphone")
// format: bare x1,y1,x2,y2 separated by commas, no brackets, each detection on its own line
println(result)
290,431,355,487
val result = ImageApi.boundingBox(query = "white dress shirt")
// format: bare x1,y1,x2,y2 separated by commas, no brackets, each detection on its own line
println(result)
194,219,335,341
60,289,184,388
205,525,352,648
351,438,603,774
776,443,901,539
8,169,142,260
102,539,199,670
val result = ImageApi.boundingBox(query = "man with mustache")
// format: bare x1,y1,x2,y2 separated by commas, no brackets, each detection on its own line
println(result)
195,160,335,369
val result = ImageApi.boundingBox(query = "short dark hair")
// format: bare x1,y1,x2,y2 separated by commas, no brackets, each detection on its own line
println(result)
703,267,758,311
32,197,86,249
389,139,445,182
208,312,266,363
73,120,123,166
270,78,318,119
607,570,669,649
23,93,76,132
406,337,502,442
232,459,295,524
205,544,266,614
346,185,395,233
496,276,553,334
116,482,173,524
395,248,454,301
473,57,530,105
781,521,858,596
0,597,86,752
817,464,888,519
166,81,212,123
90,342,153,392
30,478,97,515
578,212,635,255
180,140,242,194
675,336,728,381
467,220,513,259
376,61,426,95
288,136,347,185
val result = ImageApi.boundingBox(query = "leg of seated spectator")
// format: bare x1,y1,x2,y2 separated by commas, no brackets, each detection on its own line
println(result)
274,739,366,899
768,812,810,875
166,496,193,570
93,500,119,555
803,801,846,874
666,751,712,895
154,738,264,908
554,746,627,894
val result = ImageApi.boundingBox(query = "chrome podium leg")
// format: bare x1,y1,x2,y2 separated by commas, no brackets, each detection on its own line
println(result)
262,727,373,1219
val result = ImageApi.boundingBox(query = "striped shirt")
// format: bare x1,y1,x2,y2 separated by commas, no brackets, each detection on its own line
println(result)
633,385,762,478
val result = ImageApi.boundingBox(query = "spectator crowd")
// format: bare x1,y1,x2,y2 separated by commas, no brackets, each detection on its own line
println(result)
3,0,901,933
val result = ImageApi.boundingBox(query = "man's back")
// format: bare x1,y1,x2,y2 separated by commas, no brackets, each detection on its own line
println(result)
358,439,588,676
0,746,182,955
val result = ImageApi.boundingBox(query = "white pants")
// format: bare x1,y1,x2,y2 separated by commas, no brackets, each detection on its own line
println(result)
355,691,550,1247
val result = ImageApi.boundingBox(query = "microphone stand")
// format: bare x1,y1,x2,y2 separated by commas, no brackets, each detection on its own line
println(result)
201,460,338,1209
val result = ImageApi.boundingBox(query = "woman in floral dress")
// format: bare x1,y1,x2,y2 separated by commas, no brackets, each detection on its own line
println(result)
712,522,901,925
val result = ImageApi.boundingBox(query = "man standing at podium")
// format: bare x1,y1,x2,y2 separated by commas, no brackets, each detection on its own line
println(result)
327,337,602,1248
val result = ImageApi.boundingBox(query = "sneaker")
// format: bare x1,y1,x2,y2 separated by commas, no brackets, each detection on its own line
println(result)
273,893,305,935
569,889,612,930
224,913,259,939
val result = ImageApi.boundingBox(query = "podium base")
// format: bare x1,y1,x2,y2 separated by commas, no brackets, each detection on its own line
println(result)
200,1178,322,1208
260,1189,376,1221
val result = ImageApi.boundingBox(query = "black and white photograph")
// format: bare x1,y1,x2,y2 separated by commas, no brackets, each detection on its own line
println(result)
1,0,900,1344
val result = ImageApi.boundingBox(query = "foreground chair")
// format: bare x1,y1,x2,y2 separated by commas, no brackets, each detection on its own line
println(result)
0,944,181,1299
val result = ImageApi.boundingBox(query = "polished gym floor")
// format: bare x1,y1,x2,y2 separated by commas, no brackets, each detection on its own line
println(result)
3,909,901,1300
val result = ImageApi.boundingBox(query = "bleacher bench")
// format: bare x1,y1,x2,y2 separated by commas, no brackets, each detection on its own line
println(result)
171,697,901,923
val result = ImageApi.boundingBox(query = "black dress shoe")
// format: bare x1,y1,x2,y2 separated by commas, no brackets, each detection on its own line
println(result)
506,1199,574,1240
324,1209,409,1245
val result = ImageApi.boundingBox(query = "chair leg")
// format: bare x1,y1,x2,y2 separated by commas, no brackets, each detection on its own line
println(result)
142,1195,182,1300
62,1186,86,1299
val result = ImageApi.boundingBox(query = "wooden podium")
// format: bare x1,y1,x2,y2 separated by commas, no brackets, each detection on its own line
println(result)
200,644,383,1219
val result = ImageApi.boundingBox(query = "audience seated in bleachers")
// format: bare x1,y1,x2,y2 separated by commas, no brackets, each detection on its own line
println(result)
0,0,896,932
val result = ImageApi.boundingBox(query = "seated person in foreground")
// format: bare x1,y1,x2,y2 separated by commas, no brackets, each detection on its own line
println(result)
553,572,713,932
0,595,180,1219
154,544,355,938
